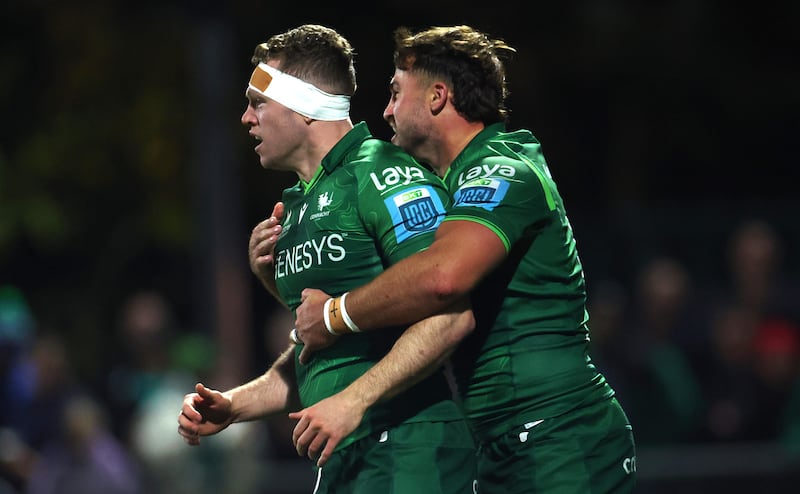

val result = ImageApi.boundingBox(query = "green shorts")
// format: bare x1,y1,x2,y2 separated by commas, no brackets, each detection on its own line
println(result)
313,419,477,494
476,397,636,494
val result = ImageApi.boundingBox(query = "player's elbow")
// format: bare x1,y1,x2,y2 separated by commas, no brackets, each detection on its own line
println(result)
426,265,471,306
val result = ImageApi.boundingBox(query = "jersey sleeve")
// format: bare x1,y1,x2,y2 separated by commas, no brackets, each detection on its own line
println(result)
444,150,558,252
358,159,450,265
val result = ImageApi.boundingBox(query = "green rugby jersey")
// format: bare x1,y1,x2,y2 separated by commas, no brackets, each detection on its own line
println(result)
443,123,615,441
274,122,461,451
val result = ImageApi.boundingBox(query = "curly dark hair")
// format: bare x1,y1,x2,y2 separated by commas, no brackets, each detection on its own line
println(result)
392,25,515,124
252,24,357,96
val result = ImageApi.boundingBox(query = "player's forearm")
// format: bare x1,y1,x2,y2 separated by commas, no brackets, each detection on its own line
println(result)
342,221,503,333
340,299,474,407
228,346,299,421
346,245,463,330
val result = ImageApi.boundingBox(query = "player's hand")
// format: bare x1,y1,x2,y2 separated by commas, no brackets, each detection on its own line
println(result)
177,383,234,446
249,202,285,286
289,391,366,467
295,288,339,364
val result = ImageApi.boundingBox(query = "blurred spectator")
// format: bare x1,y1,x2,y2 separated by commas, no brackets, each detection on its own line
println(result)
753,318,800,400
0,285,36,431
104,290,180,442
752,318,800,442
697,304,763,442
722,219,800,324
25,394,142,494
697,219,800,443
17,334,81,450
0,285,37,490
620,256,706,445
1,331,84,491
107,289,266,494
0,285,123,492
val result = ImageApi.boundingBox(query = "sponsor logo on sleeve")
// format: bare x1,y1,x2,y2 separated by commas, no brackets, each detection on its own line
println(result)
453,177,509,211
384,186,445,243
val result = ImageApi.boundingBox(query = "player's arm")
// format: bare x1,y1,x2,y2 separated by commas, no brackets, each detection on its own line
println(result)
178,344,299,445
226,343,300,420
249,202,286,306
349,220,505,326
290,296,474,466
295,219,504,341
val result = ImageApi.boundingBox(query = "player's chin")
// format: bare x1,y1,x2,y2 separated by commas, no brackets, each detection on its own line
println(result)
392,134,410,151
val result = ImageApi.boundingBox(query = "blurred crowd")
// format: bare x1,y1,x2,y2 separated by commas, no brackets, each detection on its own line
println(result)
1,217,798,493
589,218,800,448
0,285,278,494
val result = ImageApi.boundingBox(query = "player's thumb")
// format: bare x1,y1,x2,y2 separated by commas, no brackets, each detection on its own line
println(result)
273,201,285,220
195,382,212,398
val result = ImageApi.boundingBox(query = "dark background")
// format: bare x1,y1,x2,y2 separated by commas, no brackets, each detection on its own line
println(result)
3,0,797,360
1,1,799,492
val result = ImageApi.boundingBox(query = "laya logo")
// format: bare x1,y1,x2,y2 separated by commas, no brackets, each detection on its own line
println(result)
384,186,445,243
369,166,426,191
453,178,509,211
456,163,516,186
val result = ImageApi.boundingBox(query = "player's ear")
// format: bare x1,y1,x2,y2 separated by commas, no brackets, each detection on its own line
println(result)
430,81,448,115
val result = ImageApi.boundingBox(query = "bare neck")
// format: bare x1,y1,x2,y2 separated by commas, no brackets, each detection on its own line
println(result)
427,118,485,177
296,118,354,182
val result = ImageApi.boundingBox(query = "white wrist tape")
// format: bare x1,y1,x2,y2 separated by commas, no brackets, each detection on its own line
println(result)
323,298,336,335
340,292,360,332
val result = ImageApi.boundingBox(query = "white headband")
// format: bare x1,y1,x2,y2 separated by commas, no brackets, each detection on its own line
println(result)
247,63,351,121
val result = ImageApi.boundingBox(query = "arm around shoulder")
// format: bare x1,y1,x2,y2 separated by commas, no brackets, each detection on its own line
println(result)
346,220,506,330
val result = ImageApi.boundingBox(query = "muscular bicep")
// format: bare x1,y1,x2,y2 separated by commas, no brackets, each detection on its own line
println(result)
424,219,508,297
344,218,506,331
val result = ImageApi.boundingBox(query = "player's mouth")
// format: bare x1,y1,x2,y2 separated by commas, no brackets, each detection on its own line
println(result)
252,133,263,152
